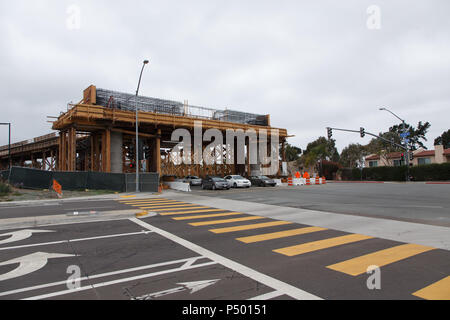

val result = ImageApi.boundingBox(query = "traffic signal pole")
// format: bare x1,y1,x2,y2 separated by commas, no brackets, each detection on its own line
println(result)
327,127,410,182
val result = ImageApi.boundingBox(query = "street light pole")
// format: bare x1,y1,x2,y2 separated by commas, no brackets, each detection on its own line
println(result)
135,60,150,193
379,107,410,181
0,123,11,170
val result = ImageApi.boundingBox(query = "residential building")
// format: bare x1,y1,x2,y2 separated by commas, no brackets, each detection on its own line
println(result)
364,145,450,168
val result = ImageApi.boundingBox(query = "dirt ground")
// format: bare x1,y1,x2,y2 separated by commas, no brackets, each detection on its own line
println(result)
0,187,117,202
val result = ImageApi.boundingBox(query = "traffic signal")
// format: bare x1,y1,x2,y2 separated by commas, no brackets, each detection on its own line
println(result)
327,128,333,140
401,153,405,162
144,146,151,160
138,139,144,160
128,144,135,161
409,153,414,161
360,127,365,138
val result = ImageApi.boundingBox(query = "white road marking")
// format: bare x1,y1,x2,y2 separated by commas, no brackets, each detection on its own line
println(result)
248,290,284,300
24,260,216,300
0,256,207,298
0,229,55,245
133,279,220,300
129,218,322,300
63,207,113,211
0,231,154,251
0,252,77,282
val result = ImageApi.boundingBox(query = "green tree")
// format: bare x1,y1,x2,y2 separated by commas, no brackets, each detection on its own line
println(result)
388,121,431,150
434,129,450,148
366,121,431,155
283,143,302,162
301,137,339,168
340,143,369,168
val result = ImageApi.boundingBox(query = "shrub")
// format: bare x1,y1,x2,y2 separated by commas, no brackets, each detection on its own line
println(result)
0,181,11,196
339,163,450,181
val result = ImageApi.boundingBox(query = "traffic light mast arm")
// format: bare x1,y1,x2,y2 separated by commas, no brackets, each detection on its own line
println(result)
327,127,408,150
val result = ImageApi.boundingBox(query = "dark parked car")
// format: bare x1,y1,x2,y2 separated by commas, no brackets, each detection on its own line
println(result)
249,176,277,187
201,176,231,190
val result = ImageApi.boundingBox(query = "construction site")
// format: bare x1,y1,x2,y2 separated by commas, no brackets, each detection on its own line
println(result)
0,86,289,184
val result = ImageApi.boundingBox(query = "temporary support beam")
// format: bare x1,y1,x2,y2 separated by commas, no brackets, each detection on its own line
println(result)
68,127,76,171
155,128,161,176
111,128,155,139
106,129,111,172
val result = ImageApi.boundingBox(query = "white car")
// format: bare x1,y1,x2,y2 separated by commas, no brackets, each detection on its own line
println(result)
224,175,251,188
183,175,202,186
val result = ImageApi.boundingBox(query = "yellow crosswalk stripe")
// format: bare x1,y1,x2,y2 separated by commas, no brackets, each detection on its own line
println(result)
120,195,137,198
124,201,181,205
119,199,173,203
274,234,373,257
236,227,327,244
159,209,226,216
189,216,265,227
130,203,187,207
412,276,450,300
174,212,244,220
327,243,436,276
130,203,191,207
151,206,208,212
210,221,293,234
139,205,200,210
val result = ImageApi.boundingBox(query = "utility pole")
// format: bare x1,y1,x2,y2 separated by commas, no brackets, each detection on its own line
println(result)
379,108,410,182
135,60,150,192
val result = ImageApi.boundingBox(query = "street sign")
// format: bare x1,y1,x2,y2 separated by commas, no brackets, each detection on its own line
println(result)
400,132,410,138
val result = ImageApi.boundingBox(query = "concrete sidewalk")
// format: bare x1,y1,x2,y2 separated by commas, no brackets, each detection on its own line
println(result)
158,191,450,251
0,192,157,208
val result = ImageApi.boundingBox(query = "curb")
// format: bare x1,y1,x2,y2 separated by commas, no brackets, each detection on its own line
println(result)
0,209,148,230
0,192,159,208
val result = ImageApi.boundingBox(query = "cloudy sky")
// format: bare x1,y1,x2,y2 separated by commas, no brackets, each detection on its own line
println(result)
1,0,449,152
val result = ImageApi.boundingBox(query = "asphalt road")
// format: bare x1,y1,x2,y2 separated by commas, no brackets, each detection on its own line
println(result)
0,194,448,300
190,183,450,227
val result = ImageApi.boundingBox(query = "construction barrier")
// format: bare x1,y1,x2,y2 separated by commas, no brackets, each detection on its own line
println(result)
288,176,293,186
163,181,191,192
5,166,159,193
274,179,284,186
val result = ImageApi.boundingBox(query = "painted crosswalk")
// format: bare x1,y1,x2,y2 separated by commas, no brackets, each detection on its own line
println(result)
273,234,374,257
413,276,450,300
236,227,327,244
326,243,436,276
118,197,449,299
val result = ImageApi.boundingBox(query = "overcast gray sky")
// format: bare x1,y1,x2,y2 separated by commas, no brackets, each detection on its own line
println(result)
1,0,449,152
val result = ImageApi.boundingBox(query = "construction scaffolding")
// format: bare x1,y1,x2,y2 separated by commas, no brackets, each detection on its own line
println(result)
0,85,289,179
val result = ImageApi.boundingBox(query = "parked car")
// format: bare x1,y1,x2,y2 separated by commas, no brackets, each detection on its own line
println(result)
183,175,202,186
249,176,277,187
201,176,231,190
224,175,251,188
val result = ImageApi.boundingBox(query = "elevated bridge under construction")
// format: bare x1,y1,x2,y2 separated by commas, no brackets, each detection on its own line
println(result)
0,86,289,179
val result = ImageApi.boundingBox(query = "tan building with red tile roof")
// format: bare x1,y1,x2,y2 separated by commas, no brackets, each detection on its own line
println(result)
365,145,450,168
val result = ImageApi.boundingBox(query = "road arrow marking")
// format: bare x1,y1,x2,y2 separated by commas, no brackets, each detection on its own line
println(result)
133,279,220,300
0,252,77,282
0,230,55,246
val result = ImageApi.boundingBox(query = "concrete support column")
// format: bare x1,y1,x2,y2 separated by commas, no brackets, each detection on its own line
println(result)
155,129,161,176
110,131,123,173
